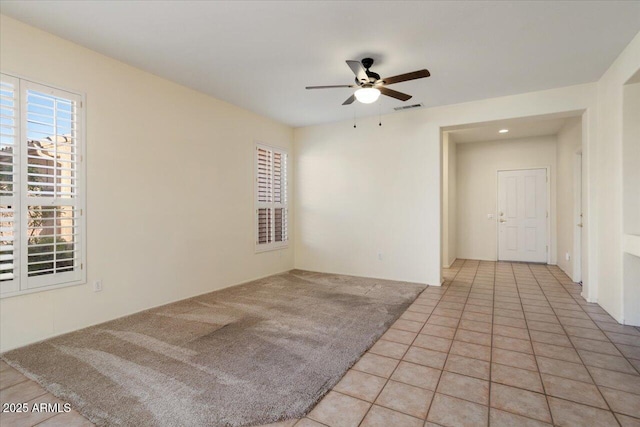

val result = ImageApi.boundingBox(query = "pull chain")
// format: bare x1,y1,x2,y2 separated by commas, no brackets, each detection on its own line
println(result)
353,104,357,128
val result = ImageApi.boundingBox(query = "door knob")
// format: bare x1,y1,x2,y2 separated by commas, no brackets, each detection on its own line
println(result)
577,223,583,228
499,219,507,223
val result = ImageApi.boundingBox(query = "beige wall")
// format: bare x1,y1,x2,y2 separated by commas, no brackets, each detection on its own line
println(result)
623,82,640,236
622,81,640,326
0,16,294,352
293,114,431,283
556,118,582,279
455,136,557,262
294,83,597,289
595,31,640,322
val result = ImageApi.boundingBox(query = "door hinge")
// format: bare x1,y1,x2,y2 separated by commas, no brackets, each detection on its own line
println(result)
80,263,83,270
546,211,549,218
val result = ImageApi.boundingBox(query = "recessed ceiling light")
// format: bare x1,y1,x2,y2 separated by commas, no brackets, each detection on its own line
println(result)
499,129,509,134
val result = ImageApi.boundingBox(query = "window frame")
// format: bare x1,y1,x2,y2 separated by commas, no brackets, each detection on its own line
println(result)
0,72,87,298
254,142,288,253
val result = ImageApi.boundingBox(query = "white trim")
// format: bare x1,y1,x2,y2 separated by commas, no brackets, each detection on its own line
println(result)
579,109,594,303
0,69,85,100
573,150,583,283
623,234,640,258
442,258,457,269
0,74,20,294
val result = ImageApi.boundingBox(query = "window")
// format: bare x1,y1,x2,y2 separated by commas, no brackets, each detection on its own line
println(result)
0,73,86,297
255,144,288,251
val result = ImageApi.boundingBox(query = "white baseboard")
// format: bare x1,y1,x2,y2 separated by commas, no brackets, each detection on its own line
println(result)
442,258,457,269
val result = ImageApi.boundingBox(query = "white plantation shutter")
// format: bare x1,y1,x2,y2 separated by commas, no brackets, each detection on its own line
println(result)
273,151,287,242
257,147,273,245
23,82,82,289
0,73,85,296
257,147,272,205
0,76,19,293
255,144,288,250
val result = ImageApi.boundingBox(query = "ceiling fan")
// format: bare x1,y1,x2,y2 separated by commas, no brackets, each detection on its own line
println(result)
306,58,430,105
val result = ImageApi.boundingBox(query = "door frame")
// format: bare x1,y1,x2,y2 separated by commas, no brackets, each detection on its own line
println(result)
496,166,552,264
573,150,583,282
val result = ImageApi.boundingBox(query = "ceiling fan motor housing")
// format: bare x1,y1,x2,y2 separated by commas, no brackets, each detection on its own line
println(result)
356,58,380,85
361,57,375,69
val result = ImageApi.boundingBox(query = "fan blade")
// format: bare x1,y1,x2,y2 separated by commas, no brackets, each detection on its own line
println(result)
306,85,356,89
382,69,430,85
342,94,356,105
346,60,369,83
379,86,412,101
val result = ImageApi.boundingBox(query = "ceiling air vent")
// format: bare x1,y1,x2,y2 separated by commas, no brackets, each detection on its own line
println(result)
393,103,423,111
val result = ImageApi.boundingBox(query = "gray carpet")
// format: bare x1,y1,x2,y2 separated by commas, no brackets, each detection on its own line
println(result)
2,270,425,427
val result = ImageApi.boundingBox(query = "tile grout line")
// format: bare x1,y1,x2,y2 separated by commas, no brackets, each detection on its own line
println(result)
307,272,447,426
309,261,638,427
564,273,640,378
0,376,29,391
421,260,470,422
422,258,473,423
492,264,634,420
350,262,640,427
486,260,496,427
512,262,555,426
485,261,576,426
539,265,640,423
425,259,479,421
457,261,572,426
547,264,640,378
355,270,445,426
525,263,621,426
545,265,640,425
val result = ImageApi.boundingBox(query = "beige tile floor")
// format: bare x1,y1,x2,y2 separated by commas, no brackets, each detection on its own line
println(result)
2,260,640,427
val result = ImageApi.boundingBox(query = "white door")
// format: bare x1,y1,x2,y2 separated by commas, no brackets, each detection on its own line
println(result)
498,169,548,262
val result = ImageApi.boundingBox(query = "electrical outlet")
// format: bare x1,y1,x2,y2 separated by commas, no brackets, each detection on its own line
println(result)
93,280,103,292
565,252,571,261
377,252,383,261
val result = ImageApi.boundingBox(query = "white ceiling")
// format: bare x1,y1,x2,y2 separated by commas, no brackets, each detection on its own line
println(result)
1,1,639,128
447,116,574,144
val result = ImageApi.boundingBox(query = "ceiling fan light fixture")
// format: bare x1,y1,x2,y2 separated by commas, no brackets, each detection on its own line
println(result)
354,87,381,104
306,58,430,106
